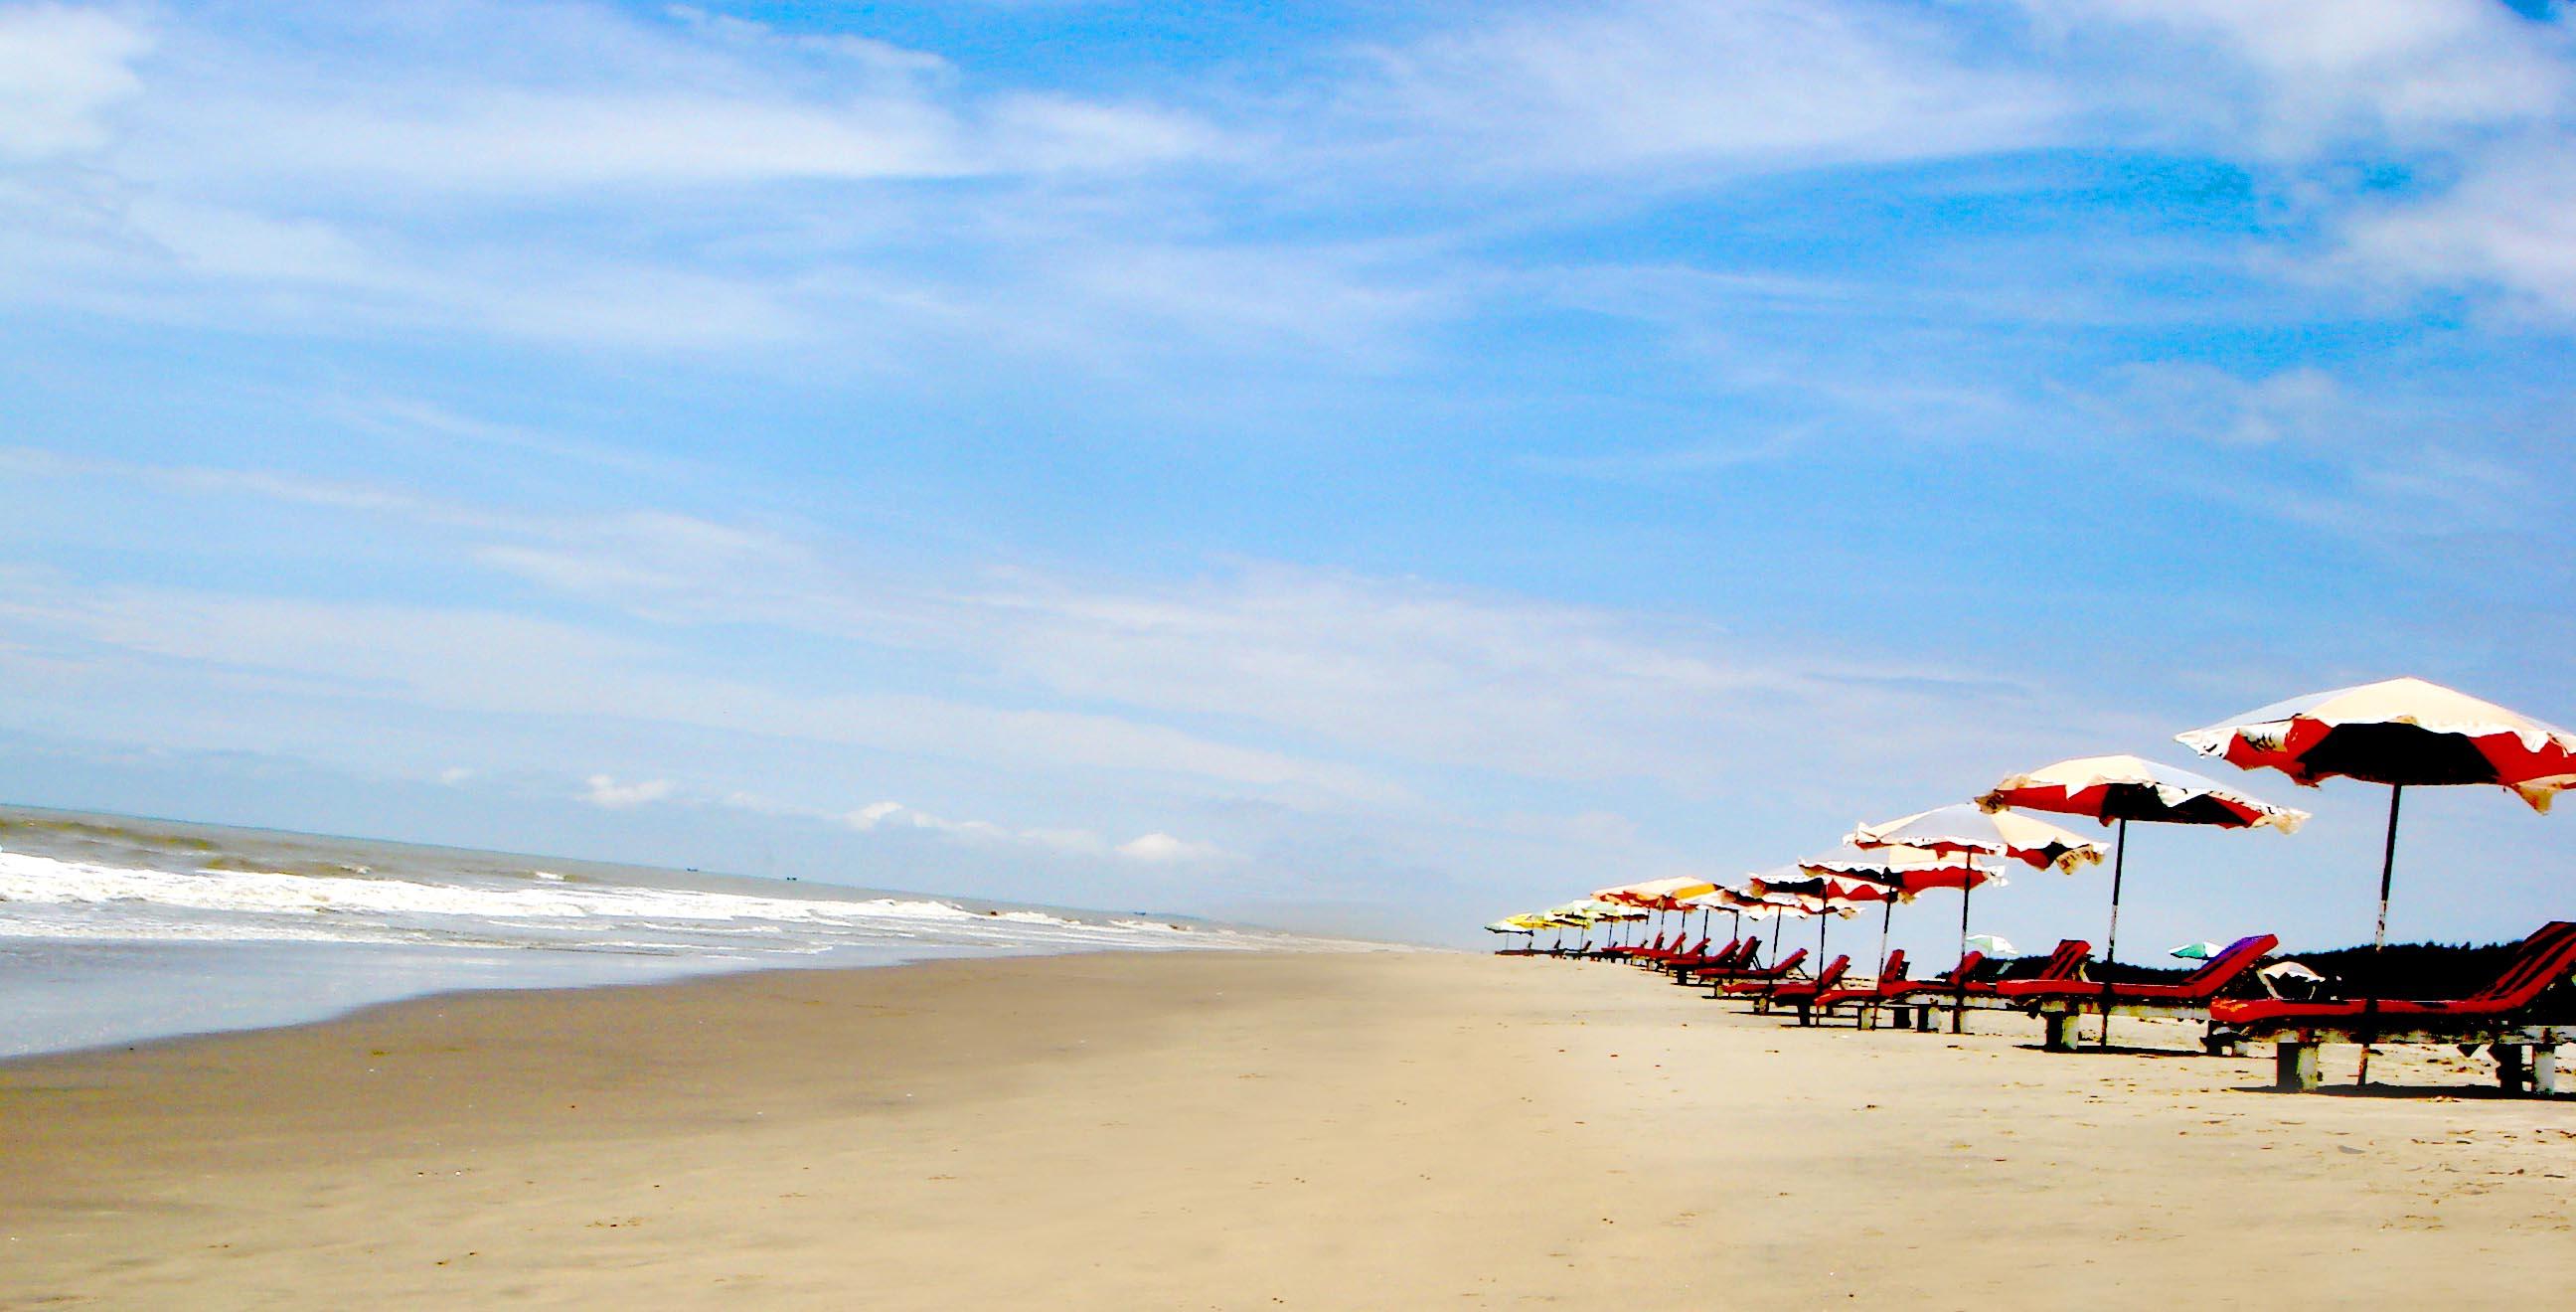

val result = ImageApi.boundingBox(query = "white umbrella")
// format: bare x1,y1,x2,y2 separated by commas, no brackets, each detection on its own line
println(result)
2178,676,2576,1079
1848,805,2103,1032
1980,754,2306,1046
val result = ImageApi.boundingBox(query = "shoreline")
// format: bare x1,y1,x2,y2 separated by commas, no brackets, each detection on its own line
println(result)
5,951,2571,1309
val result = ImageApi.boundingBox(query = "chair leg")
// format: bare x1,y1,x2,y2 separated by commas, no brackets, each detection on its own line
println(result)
2042,1011,2077,1053
2534,1044,2564,1096
2275,1041,2319,1091
2496,1045,2528,1092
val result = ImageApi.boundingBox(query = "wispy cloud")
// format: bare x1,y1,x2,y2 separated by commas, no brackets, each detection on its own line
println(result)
580,773,674,809
1365,0,2069,176
0,2,148,160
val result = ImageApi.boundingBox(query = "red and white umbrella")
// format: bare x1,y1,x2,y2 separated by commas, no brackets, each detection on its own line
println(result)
1847,806,2099,1031
2177,676,2576,1078
1781,845,2005,986
1744,865,1872,975
1979,754,2306,1046
1846,804,2106,872
1593,877,1722,947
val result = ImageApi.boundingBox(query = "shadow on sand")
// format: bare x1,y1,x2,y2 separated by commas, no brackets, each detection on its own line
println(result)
2223,1081,2566,1100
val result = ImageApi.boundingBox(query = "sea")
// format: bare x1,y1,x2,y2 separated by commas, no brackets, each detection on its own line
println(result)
0,805,1338,1061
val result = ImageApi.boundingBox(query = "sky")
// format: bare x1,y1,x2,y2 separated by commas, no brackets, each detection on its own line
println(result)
1,0,2573,955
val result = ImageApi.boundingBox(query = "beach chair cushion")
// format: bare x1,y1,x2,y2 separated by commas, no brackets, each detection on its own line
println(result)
1995,934,2276,1005
2213,922,2576,1026
1719,948,1809,992
1765,955,1852,1003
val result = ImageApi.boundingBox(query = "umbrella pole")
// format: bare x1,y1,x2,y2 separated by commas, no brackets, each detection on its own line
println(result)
2099,816,2127,1050
1878,901,1893,980
1768,914,1783,968
2358,784,2403,1085
1953,882,1972,1035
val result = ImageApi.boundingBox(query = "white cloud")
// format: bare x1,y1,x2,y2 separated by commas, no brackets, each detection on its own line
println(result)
836,798,1112,856
1369,0,2067,175
2027,0,2571,153
581,774,674,808
2338,137,2576,317
1115,832,1225,863
2006,0,2576,317
0,3,150,160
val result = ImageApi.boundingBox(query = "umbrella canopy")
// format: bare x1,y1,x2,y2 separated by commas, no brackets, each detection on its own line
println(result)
1963,933,2015,957
1591,877,1720,909
1846,804,2106,872
2175,676,2576,809
1980,754,2310,831
1979,754,2305,1047
1542,899,1638,920
2177,676,2576,1081
2169,940,2224,960
1680,885,1794,914
1794,844,2004,899
1745,871,1889,906
1844,809,2092,1033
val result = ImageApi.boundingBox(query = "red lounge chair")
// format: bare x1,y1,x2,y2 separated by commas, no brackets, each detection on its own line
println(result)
1710,947,1809,1000
1762,954,1852,1022
1603,931,1666,962
1997,933,2278,1052
1884,941,2091,1032
1680,938,1762,983
1635,934,1706,968
1810,950,1910,1028
2211,921,2576,1094
1659,935,1734,977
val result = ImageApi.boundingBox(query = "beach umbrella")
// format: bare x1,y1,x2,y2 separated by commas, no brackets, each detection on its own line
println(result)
1595,877,1720,946
1745,866,1872,974
2169,940,2224,960
1847,804,2105,872
1675,885,1794,952
1848,808,2100,1031
1979,754,2306,1046
1963,932,2015,957
1790,844,2005,986
2177,676,2576,1080
1697,881,1829,967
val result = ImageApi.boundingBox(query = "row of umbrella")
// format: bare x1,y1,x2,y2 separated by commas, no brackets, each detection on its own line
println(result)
1491,676,2576,1073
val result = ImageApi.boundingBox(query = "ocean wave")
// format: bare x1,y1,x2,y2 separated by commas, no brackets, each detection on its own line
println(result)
0,851,1257,959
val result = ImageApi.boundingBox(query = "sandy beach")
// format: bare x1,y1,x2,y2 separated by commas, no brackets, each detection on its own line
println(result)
4,951,2571,1310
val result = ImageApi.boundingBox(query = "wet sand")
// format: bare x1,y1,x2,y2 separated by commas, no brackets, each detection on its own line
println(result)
3,951,2570,1309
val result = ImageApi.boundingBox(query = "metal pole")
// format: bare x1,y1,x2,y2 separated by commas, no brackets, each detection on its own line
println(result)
2100,816,2127,1050
2358,784,2402,1084
1878,900,1893,982
1953,880,1972,1035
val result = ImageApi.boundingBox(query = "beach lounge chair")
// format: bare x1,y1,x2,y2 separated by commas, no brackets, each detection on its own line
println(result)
1708,947,1809,1000
1997,933,2279,1053
1634,934,1706,968
1884,941,2090,1032
1678,938,1761,983
1659,935,1735,978
1810,951,1909,1028
1603,931,1665,962
1762,954,1852,1023
2209,921,2576,1094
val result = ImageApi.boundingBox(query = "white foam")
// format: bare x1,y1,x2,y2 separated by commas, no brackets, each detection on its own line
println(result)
0,851,1270,959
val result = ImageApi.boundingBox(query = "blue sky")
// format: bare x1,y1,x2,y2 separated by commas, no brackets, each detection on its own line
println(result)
2,0,2573,953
